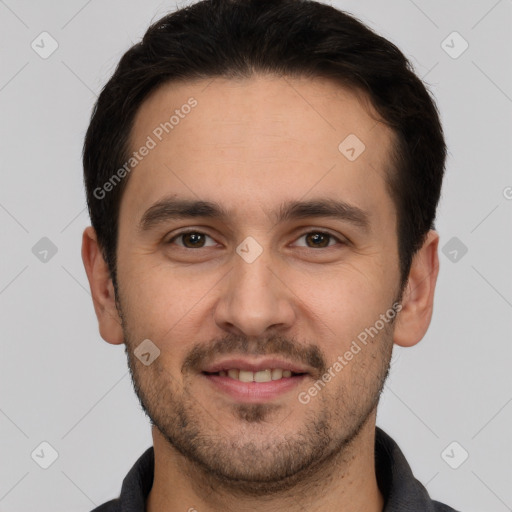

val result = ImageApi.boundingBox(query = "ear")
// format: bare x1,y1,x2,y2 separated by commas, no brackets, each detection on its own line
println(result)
81,226,124,345
393,230,440,348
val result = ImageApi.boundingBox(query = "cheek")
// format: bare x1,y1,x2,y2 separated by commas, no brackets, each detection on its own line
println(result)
293,266,396,355
118,260,218,358
121,257,207,315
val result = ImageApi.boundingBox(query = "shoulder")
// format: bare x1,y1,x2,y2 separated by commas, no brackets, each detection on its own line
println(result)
375,427,461,512
88,446,154,512
432,500,461,511
89,498,120,512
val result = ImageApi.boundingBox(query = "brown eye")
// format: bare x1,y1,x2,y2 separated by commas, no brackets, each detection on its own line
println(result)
306,232,330,248
168,231,216,248
295,231,342,249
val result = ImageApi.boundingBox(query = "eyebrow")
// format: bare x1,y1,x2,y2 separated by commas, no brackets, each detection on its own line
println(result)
138,197,371,233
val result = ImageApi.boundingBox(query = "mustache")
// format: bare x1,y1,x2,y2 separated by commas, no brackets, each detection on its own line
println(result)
182,333,327,376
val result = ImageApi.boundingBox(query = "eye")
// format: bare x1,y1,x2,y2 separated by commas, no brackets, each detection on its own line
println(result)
293,231,344,249
167,231,217,249
166,229,346,251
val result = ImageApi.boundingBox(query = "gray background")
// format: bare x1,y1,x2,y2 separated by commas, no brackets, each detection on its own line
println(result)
1,1,511,511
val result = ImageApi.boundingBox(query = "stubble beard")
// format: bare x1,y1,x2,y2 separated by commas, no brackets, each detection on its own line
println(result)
118,298,395,496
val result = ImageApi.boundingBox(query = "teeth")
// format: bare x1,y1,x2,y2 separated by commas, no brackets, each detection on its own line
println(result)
238,370,254,382
271,368,283,380
254,369,272,382
217,368,298,382
227,369,239,380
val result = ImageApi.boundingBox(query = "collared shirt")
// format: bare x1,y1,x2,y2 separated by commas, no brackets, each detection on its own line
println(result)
90,427,460,511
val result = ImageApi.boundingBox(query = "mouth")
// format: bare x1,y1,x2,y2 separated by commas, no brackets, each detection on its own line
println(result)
200,358,311,402
202,368,306,382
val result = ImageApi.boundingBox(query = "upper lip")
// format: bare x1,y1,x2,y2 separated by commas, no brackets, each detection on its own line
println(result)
201,357,311,374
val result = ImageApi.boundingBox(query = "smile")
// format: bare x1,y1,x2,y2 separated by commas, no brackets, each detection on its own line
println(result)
204,368,302,382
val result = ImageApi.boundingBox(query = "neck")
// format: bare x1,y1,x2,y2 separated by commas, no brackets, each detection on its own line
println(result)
146,412,384,512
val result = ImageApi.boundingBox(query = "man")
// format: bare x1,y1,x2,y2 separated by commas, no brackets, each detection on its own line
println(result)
81,0,458,510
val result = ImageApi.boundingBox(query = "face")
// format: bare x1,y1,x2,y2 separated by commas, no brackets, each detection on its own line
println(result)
114,75,402,490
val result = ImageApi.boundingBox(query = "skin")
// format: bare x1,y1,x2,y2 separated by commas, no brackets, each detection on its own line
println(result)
82,74,439,512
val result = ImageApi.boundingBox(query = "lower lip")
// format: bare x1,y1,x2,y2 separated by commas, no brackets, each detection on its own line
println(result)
202,373,307,402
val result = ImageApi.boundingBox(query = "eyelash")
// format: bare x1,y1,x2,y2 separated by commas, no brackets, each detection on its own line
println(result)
166,229,346,250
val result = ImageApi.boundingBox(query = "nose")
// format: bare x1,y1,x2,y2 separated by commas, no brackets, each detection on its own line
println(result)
213,249,296,338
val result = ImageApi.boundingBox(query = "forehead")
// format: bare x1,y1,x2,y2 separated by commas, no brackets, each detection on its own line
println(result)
121,75,396,229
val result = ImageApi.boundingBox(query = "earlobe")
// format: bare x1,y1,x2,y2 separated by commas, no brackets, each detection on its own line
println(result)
81,226,125,345
393,230,440,348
